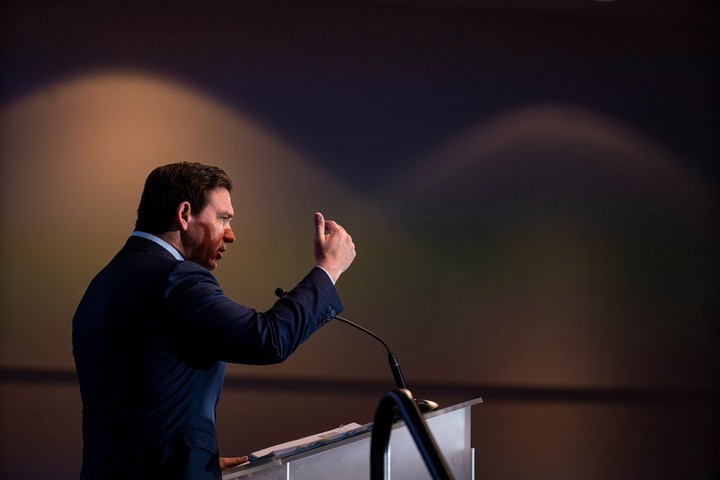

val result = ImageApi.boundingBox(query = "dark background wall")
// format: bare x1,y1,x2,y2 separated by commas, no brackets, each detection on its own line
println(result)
1,1,718,478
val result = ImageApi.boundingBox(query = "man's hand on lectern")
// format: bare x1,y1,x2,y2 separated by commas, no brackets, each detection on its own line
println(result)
220,455,249,470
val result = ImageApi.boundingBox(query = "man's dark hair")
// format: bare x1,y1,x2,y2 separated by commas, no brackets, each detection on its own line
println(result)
135,162,232,234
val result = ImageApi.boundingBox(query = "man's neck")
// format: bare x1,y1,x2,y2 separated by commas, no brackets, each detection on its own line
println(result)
133,230,185,261
154,231,186,259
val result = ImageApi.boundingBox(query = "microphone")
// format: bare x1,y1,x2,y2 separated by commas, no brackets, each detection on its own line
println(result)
275,287,438,413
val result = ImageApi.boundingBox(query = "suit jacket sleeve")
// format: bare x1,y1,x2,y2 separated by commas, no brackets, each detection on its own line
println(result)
164,262,342,364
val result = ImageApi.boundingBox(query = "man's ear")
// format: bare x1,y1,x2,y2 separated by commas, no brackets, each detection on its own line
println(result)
176,201,192,232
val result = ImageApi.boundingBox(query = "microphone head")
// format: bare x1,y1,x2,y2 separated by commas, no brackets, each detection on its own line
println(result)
415,398,440,413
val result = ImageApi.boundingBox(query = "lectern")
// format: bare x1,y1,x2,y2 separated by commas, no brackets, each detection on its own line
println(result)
222,397,482,480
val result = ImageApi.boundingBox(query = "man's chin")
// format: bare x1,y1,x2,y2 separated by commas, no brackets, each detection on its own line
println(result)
199,259,217,271
188,253,218,270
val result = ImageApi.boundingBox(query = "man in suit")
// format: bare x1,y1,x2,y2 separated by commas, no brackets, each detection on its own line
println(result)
72,162,356,479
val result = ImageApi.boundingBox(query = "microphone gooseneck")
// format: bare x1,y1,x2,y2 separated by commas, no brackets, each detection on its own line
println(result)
275,287,438,413
333,314,408,392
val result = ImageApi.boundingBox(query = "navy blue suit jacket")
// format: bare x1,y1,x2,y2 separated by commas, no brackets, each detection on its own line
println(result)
72,235,342,479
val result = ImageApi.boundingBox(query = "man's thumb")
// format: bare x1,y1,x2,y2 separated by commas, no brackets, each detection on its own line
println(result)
314,212,325,239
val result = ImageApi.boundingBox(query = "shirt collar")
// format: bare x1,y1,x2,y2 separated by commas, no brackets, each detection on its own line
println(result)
132,231,185,261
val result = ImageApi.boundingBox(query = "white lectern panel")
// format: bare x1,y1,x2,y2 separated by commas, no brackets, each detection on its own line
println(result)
222,397,481,480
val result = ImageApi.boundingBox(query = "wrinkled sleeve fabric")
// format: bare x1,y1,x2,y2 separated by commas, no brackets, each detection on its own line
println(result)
164,262,342,364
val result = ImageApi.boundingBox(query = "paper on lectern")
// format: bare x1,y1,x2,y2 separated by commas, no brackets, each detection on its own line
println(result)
249,422,370,460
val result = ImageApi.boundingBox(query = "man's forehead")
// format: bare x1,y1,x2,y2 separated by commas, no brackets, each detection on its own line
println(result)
207,188,234,212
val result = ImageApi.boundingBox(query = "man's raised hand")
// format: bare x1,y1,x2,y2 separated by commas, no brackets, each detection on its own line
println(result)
313,212,356,283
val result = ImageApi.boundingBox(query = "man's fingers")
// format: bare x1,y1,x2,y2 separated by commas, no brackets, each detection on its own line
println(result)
220,456,249,470
316,212,343,237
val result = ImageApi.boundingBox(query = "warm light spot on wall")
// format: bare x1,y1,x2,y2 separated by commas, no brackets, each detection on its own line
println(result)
0,69,352,369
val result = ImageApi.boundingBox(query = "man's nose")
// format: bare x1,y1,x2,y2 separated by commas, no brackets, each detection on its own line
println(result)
224,228,235,243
